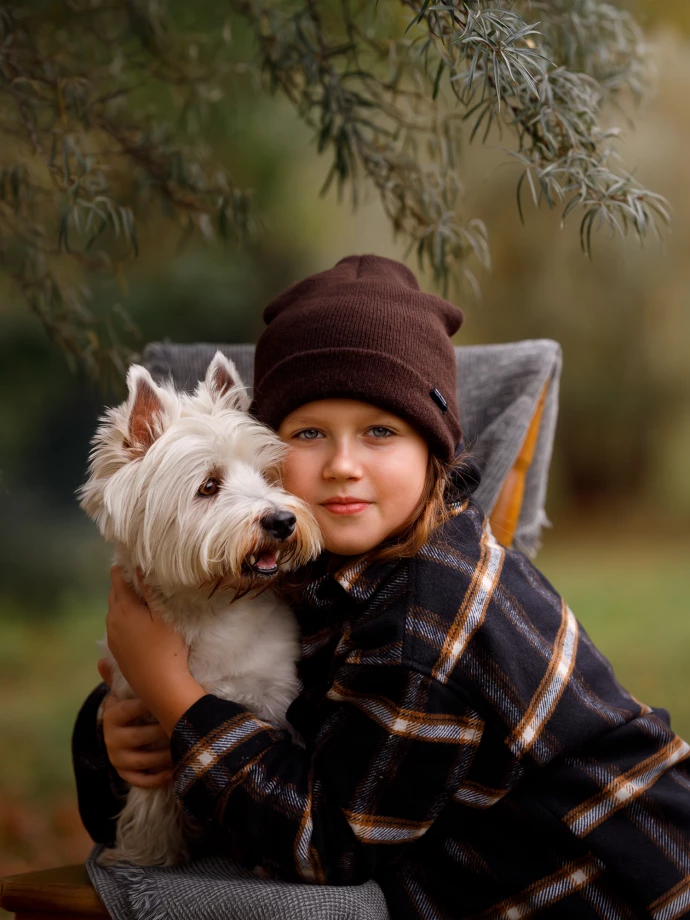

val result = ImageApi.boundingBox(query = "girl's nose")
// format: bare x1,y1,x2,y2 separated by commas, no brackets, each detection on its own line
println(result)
323,441,362,480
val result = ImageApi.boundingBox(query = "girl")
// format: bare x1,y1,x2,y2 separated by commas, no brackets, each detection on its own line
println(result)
73,254,690,919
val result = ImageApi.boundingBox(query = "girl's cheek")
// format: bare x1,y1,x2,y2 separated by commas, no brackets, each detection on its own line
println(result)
281,452,318,502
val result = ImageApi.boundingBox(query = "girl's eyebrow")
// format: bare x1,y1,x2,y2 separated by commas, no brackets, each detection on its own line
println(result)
288,412,398,427
285,416,325,427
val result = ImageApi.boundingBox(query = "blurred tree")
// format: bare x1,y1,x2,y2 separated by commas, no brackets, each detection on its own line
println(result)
0,0,670,383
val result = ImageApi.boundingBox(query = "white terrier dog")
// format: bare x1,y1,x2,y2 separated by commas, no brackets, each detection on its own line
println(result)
79,352,322,867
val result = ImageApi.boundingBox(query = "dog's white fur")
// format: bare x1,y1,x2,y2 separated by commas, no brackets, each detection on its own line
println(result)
79,352,321,867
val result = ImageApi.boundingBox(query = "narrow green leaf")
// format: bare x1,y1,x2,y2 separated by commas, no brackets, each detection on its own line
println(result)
404,0,432,35
432,60,444,100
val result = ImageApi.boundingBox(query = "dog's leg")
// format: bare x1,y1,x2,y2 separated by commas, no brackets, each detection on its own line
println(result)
97,785,190,867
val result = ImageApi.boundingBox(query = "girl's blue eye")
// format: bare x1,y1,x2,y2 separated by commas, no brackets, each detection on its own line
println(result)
369,426,393,438
295,429,322,440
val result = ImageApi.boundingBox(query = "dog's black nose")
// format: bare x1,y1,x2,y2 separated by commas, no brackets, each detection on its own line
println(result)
261,510,296,541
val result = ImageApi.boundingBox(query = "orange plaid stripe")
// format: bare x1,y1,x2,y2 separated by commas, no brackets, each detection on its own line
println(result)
468,855,604,919
649,874,690,920
508,599,578,758
564,736,690,837
175,711,277,795
343,809,432,844
452,780,510,809
327,680,483,744
431,516,504,684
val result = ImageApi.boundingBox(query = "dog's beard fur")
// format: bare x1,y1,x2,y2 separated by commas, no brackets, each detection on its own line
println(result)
78,352,322,866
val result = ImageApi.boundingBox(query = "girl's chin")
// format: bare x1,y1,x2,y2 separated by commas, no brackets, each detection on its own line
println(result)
321,530,382,556
316,512,397,557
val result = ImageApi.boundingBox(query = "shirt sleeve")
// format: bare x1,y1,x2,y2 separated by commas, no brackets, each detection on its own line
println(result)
434,536,690,913
536,707,690,913
71,682,129,846
170,664,485,884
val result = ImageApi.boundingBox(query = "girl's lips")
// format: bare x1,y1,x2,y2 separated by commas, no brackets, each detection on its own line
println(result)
321,500,371,515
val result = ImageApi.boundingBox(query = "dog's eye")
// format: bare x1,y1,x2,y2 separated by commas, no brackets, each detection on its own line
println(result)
198,478,220,497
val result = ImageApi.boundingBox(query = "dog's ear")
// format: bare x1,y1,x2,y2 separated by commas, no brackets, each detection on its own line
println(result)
125,365,165,456
204,351,250,412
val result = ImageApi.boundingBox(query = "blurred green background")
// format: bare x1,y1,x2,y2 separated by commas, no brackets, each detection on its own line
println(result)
1,0,689,882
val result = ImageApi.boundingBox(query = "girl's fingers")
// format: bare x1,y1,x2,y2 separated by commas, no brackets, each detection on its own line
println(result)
110,564,131,596
118,770,174,790
119,723,170,749
115,748,174,772
107,696,155,726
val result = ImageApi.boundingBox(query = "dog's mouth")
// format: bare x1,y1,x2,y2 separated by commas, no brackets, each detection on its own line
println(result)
243,548,280,577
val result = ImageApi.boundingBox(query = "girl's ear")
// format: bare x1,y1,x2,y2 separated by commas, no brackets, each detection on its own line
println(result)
204,351,250,412
125,365,166,456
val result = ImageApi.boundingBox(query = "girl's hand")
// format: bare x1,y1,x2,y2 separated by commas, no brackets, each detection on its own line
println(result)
106,566,206,735
98,659,173,789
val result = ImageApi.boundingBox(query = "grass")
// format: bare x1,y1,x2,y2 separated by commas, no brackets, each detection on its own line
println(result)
0,533,688,889
537,534,690,740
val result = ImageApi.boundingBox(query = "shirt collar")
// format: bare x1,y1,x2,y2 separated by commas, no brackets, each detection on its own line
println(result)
332,554,402,604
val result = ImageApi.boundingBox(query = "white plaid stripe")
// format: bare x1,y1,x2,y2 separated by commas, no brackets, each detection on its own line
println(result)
401,869,447,920
327,682,482,744
334,557,369,594
294,790,318,882
408,608,447,649
302,627,335,658
344,810,432,844
471,856,605,919
452,782,509,809
175,714,271,795
566,737,690,837
651,876,690,920
433,519,505,684
509,602,579,757
579,879,634,920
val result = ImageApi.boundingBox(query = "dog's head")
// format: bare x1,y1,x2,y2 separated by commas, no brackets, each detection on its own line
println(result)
78,352,322,597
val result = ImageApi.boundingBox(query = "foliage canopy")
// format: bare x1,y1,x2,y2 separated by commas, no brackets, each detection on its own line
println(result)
0,0,669,380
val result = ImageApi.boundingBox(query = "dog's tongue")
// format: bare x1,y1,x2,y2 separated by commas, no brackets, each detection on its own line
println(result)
255,550,277,570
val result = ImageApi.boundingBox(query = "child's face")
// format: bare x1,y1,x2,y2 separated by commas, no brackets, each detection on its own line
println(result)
277,399,429,557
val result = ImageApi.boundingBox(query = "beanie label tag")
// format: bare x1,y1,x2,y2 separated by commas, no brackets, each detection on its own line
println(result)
430,388,448,413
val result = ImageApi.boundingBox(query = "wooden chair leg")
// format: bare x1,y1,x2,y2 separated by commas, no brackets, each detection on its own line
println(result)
0,864,110,919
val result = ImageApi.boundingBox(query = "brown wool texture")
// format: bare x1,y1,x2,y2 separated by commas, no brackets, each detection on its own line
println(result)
250,254,464,461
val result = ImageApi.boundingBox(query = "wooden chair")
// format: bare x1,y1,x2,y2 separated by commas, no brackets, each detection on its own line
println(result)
0,864,109,919
0,343,558,920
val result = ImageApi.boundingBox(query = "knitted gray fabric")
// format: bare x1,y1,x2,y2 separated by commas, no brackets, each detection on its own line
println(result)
86,847,390,920
143,338,561,556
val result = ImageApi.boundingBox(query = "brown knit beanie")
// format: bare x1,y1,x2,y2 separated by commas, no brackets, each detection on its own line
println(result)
251,254,464,461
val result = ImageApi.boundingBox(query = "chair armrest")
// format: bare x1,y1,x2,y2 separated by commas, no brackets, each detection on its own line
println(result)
0,864,109,919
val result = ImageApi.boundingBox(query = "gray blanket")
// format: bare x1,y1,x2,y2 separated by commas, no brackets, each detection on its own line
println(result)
87,846,390,920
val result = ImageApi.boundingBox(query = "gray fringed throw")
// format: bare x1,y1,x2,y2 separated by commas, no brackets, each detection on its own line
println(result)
87,846,390,920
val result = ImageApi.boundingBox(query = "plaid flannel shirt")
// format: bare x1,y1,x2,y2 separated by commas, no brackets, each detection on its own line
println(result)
165,497,690,918
73,496,690,918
